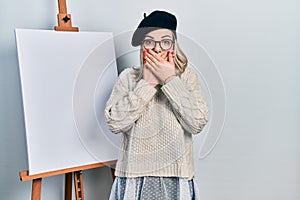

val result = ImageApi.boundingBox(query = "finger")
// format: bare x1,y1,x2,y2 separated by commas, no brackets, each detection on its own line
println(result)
156,51,168,61
145,62,158,77
161,51,168,61
143,50,148,64
144,56,158,71
168,51,175,65
146,52,161,66
157,53,167,62
148,49,164,62
143,50,147,58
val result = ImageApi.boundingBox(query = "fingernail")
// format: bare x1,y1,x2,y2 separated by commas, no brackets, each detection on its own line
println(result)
144,59,147,64
171,51,174,54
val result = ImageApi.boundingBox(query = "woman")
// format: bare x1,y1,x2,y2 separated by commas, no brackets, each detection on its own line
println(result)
105,10,208,200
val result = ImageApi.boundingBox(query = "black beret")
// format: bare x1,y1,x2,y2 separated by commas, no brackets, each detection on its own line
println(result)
131,10,177,47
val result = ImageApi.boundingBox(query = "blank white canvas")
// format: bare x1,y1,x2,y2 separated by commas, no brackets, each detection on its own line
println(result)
15,29,120,175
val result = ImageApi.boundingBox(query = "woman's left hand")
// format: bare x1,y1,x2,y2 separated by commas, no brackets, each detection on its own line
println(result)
144,49,176,84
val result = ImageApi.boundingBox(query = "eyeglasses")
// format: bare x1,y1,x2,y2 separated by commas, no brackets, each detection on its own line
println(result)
142,39,175,51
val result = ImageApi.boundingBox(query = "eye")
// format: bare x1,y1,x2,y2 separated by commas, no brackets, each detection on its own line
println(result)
143,39,154,45
162,39,171,45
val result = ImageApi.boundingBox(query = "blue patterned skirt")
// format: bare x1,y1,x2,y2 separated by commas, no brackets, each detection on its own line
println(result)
109,176,200,200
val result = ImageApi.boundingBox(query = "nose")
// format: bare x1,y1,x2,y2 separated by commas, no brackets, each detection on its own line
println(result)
153,42,162,53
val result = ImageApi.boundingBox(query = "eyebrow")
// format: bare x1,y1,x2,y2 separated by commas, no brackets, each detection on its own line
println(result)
144,35,172,39
144,35,154,39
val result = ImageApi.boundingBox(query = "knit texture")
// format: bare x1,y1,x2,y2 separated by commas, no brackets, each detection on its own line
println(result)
105,67,208,180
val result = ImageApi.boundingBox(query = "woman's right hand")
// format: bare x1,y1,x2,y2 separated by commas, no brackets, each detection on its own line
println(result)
143,50,168,87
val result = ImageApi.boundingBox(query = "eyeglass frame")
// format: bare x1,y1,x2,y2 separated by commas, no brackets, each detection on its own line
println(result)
141,39,175,51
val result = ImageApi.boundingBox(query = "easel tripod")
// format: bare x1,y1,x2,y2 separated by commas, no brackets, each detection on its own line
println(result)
20,161,116,200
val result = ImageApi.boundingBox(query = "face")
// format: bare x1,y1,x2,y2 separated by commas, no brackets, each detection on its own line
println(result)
142,29,174,53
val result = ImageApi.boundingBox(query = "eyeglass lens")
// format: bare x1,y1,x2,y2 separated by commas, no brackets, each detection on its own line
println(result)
142,39,174,50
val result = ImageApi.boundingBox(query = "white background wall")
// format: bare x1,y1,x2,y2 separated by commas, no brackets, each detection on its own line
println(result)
1,0,299,200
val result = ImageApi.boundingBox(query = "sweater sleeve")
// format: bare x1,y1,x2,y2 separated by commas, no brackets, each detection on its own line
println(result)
105,68,157,134
161,67,209,134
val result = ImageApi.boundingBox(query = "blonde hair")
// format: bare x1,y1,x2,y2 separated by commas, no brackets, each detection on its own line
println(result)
133,36,188,81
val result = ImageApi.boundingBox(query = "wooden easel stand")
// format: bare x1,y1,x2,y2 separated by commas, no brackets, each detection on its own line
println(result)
54,0,78,32
20,161,116,200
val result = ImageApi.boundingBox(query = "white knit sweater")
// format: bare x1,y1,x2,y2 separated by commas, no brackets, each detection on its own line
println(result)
105,66,208,180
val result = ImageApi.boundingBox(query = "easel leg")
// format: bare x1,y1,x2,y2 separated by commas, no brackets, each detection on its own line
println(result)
31,178,42,200
74,171,84,200
110,167,116,181
65,172,72,200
